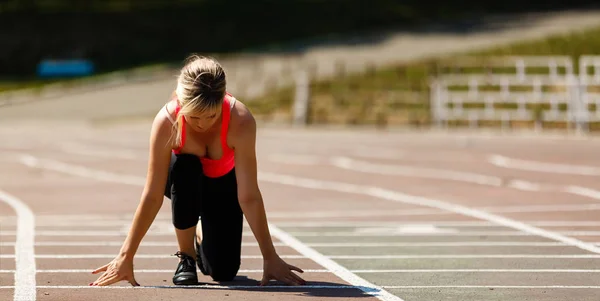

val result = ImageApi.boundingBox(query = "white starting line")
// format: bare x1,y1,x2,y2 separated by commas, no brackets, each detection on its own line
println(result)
0,241,287,247
1,254,599,259
0,219,597,227
0,241,600,248
3,241,599,247
1,269,599,273
0,285,599,290
0,254,306,259
3,205,600,222
2,230,600,237
4,219,600,233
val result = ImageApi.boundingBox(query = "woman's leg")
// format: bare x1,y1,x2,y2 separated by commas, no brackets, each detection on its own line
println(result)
196,168,244,282
164,153,204,285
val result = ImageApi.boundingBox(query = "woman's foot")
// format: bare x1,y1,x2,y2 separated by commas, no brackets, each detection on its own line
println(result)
172,251,198,285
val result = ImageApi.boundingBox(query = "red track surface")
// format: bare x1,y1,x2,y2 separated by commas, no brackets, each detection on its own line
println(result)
2,122,600,300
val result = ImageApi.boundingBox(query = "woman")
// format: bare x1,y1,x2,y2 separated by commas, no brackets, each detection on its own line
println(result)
89,54,306,287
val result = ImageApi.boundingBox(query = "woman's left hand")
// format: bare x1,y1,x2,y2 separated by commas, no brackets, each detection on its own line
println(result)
260,254,306,286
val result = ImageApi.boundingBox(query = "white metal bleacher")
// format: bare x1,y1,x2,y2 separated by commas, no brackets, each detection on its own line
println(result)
430,55,600,132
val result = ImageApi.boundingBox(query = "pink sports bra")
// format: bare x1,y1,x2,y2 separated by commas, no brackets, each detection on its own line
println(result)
172,93,236,178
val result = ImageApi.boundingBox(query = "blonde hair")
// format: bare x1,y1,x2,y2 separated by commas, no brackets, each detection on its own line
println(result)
171,54,227,147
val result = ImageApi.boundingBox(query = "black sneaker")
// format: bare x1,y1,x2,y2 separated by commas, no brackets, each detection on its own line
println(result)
172,251,198,285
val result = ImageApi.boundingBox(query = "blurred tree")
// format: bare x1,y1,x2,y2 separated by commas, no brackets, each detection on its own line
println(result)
1,0,598,78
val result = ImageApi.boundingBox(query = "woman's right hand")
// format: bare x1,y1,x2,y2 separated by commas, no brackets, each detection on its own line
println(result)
90,253,140,286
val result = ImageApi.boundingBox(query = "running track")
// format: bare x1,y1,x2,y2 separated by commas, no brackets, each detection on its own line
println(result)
1,120,600,301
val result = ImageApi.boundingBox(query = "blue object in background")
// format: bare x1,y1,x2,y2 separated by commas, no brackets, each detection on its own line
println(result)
37,59,95,78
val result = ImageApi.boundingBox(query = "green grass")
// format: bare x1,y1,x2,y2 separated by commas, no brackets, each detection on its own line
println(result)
0,80,56,93
247,26,600,129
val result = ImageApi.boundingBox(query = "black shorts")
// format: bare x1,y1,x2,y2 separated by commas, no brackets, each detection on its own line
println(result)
164,153,243,281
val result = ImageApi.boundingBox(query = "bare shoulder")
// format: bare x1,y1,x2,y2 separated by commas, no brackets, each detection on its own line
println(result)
229,97,257,147
150,101,177,148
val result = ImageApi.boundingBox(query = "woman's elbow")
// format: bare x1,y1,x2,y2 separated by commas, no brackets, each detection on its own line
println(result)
237,191,260,205
141,190,165,206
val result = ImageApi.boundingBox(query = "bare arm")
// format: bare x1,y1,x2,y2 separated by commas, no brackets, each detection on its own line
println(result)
232,106,305,286
91,112,174,286
232,111,276,259
120,113,174,258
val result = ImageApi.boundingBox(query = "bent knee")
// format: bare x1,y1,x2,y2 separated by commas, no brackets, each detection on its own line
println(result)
173,219,199,230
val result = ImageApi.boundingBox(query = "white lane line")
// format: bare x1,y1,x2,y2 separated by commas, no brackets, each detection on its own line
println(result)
0,230,262,236
18,155,600,255
0,230,173,236
5,203,598,223
331,156,504,187
381,286,600,289
347,269,600,273
488,154,600,176
4,230,600,237
265,150,404,164
4,254,600,260
305,242,574,247
0,241,287,247
326,254,600,259
331,156,544,192
255,203,600,216
333,156,600,201
17,155,402,301
268,203,600,219
0,285,599,290
0,210,450,222
478,203,600,213
257,172,600,254
0,285,362,289
0,189,36,301
3,219,600,228
12,219,600,228
283,231,600,237
0,254,306,259
268,209,446,218
0,214,173,222
0,209,446,220
270,224,404,301
273,221,600,227
1,269,599,273
36,220,172,227
507,180,541,192
565,186,600,200
4,241,597,248
0,269,329,273
354,224,459,234
19,155,145,186
74,203,600,224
